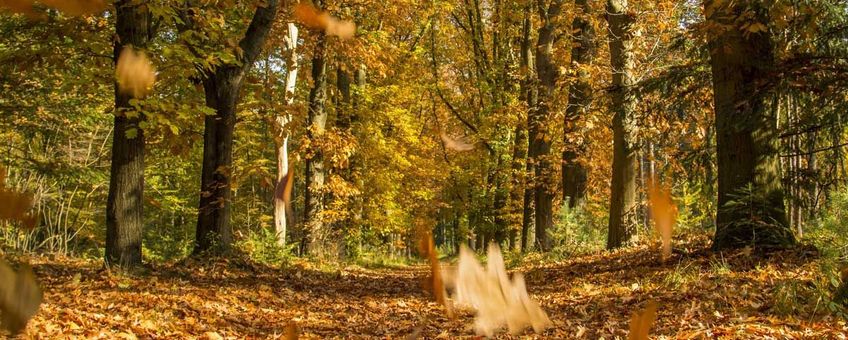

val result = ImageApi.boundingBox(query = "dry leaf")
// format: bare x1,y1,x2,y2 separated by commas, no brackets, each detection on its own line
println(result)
439,132,475,152
417,227,452,317
0,166,37,229
285,321,299,340
293,2,356,39
628,300,658,340
116,47,156,98
0,0,36,16
446,244,551,336
40,0,106,16
0,260,43,335
647,178,676,261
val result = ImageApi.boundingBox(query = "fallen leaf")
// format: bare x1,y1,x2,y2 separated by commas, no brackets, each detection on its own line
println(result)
293,2,356,39
0,260,43,335
116,46,156,99
628,300,657,340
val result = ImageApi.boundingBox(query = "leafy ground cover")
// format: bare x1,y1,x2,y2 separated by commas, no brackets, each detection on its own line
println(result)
10,235,847,339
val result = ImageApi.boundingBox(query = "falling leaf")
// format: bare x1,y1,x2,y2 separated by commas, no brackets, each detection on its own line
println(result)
39,0,106,16
0,0,36,16
116,46,156,99
293,2,356,39
0,166,37,229
445,244,551,336
285,321,299,340
418,227,452,317
628,300,657,340
648,178,676,262
439,132,475,152
0,260,43,335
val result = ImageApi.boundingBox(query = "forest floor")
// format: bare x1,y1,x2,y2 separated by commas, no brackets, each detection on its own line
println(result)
12,235,848,339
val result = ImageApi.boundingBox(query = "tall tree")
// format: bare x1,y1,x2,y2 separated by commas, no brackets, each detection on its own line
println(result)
106,0,151,268
305,22,329,257
606,0,638,249
193,0,280,254
562,0,595,208
274,23,300,247
705,0,795,249
517,0,536,252
529,0,563,251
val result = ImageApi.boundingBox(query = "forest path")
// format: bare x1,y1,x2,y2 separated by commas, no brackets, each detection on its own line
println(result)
17,236,848,338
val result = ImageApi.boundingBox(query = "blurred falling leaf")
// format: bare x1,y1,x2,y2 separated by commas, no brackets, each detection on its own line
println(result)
283,164,295,221
628,300,657,340
0,260,43,335
648,178,676,262
445,244,551,336
0,0,36,16
293,2,356,39
439,132,475,152
284,321,299,340
116,46,156,98
417,227,452,317
0,166,37,229
40,0,106,16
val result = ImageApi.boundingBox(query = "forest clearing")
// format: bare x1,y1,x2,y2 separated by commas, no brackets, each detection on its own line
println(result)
2,0,848,338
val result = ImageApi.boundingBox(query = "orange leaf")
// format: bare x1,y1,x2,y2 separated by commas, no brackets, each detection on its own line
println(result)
293,2,356,39
628,300,658,340
116,46,156,98
40,0,106,16
417,226,452,317
0,166,37,229
647,178,676,262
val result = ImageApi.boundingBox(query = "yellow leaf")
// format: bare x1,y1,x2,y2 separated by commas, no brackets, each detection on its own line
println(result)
116,47,156,99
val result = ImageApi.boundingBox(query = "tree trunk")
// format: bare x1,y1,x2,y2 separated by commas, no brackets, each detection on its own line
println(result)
306,30,329,258
106,0,150,268
273,23,299,247
705,0,795,250
606,0,639,250
518,2,536,253
562,0,594,209
529,0,563,252
194,0,279,255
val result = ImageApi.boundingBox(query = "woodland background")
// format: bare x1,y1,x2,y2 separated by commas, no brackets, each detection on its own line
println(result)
1,0,848,337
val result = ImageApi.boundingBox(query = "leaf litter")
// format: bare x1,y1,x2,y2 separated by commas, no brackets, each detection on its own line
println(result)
6,235,847,338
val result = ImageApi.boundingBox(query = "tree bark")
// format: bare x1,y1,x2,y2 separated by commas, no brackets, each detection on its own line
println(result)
274,23,299,247
705,0,795,250
194,0,279,254
606,0,639,250
562,0,594,209
106,0,151,268
529,0,563,252
306,29,329,258
518,1,535,253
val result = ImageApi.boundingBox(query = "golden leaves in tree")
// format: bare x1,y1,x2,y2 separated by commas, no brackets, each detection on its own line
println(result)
0,166,36,229
445,244,551,336
116,46,156,99
648,178,677,262
293,2,356,40
0,260,42,335
628,300,657,340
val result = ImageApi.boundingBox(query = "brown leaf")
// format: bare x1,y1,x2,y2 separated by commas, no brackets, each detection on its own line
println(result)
0,0,36,16
628,300,657,340
647,178,676,261
0,166,37,229
293,2,356,39
39,0,106,16
116,46,156,99
417,227,452,317
285,321,299,340
0,260,43,335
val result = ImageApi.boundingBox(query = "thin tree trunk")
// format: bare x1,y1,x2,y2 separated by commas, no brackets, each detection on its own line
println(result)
519,1,535,253
194,0,279,254
306,28,329,258
705,0,795,250
274,23,299,247
106,0,150,268
562,0,594,209
606,0,639,250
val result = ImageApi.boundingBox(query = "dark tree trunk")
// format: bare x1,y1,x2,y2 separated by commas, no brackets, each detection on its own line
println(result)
306,31,329,258
562,0,594,209
529,0,563,252
606,0,639,250
519,2,536,253
194,0,279,255
705,0,795,250
106,0,150,268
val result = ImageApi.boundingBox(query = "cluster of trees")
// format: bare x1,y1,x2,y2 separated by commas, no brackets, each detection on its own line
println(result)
1,0,847,267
